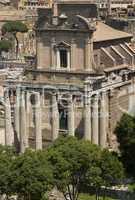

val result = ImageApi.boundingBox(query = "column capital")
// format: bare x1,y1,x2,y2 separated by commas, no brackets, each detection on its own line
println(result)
85,37,92,44
109,88,115,97
100,90,108,98
68,94,74,103
52,93,58,104
92,93,99,102
51,37,56,44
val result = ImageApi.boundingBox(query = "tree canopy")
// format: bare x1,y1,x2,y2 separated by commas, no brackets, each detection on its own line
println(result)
2,21,28,34
115,113,135,178
0,145,16,196
46,136,124,200
0,137,124,200
2,21,28,58
0,39,12,53
11,149,53,200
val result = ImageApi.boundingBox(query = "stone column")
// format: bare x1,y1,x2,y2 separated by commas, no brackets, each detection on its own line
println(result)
35,92,42,150
20,91,28,153
5,89,14,146
14,87,20,142
85,38,92,71
71,39,76,70
26,92,30,131
99,91,108,148
84,84,91,141
68,95,75,136
92,94,99,145
52,94,59,140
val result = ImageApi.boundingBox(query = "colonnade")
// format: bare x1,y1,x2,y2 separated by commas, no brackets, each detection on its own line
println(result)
4,87,109,152
84,91,109,147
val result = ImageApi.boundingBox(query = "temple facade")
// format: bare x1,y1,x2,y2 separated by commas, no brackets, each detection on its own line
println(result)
1,0,135,152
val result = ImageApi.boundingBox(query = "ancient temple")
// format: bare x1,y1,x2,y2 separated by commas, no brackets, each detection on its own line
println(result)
1,0,135,152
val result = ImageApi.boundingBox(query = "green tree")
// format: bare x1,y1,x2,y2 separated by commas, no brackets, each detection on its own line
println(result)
100,150,124,186
83,150,124,200
47,136,124,200
2,21,28,58
0,39,12,56
11,149,53,200
0,145,16,198
115,113,135,177
47,136,98,200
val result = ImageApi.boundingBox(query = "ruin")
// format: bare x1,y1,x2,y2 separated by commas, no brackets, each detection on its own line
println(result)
1,0,135,151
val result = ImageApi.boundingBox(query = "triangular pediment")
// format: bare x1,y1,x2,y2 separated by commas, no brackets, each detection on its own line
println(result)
56,41,70,48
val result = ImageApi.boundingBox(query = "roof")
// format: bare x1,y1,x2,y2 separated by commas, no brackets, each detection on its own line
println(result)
93,21,132,42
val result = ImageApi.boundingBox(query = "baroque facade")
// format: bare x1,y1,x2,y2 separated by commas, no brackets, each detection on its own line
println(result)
1,0,135,152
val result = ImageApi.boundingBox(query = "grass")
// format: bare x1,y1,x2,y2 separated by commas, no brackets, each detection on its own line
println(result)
79,193,115,200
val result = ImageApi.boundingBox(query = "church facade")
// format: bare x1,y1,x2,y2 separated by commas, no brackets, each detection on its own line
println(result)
2,0,135,152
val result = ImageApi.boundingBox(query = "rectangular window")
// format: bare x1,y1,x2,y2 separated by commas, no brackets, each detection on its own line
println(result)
60,49,67,68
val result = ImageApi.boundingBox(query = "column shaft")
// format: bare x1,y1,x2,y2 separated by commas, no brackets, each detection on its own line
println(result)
68,96,75,136
20,91,28,153
99,92,108,148
5,90,14,146
52,94,59,140
14,88,20,142
35,93,42,150
92,95,99,145
84,93,91,141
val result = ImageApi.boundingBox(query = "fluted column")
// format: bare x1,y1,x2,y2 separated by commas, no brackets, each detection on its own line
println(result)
20,91,28,153
52,94,59,140
99,91,108,148
68,95,75,136
14,87,20,142
92,94,99,145
5,89,14,146
35,92,42,150
84,84,91,141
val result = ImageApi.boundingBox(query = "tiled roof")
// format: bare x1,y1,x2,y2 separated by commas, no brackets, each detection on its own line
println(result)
93,21,132,42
